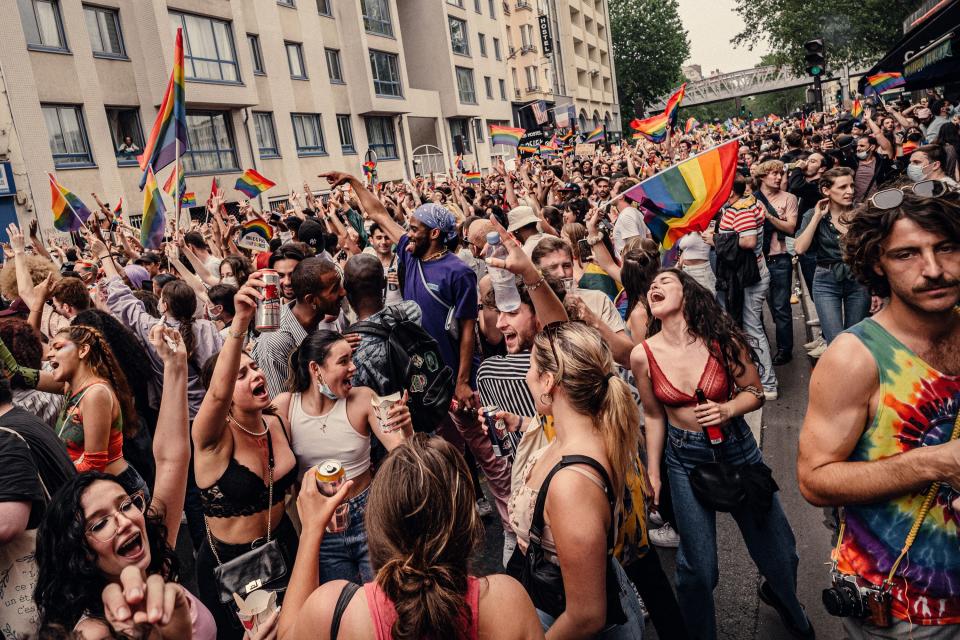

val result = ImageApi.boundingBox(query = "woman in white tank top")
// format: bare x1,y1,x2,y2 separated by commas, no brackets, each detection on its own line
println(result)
275,330,412,584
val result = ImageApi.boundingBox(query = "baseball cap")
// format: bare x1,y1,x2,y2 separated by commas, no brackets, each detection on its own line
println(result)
506,206,540,233
296,218,325,251
558,182,581,194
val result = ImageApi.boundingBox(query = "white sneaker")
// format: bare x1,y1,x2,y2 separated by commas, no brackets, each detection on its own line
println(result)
648,509,665,528
808,342,828,358
649,523,680,548
764,389,779,401
804,336,824,351
476,497,493,518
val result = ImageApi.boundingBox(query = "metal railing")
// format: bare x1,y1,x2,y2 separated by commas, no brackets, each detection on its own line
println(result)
516,0,532,10
411,145,446,176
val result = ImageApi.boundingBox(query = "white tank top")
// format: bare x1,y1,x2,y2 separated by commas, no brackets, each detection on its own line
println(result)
289,393,371,480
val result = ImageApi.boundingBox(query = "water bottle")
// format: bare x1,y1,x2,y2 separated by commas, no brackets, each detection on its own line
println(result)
485,231,521,312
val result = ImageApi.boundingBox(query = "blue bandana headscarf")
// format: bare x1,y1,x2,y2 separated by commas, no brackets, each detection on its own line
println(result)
412,203,458,243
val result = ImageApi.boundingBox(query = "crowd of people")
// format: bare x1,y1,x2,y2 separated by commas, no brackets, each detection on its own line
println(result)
0,87,957,640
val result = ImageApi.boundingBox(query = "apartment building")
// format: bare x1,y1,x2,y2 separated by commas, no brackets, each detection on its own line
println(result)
1,0,516,235
504,0,619,136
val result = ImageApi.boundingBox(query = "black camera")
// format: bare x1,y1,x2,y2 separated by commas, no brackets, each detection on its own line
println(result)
822,572,892,628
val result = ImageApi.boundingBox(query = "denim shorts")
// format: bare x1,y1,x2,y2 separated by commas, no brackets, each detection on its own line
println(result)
319,486,374,584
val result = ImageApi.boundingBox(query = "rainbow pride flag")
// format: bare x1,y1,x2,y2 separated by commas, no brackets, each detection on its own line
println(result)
242,216,273,241
163,159,186,204
684,117,699,134
140,168,166,249
139,28,187,189
112,197,123,216
621,138,740,249
235,169,276,198
180,192,197,207
49,174,92,232
902,140,920,155
585,126,605,143
559,130,574,143
630,84,686,143
489,125,525,147
864,72,905,96
518,144,538,154
851,99,863,119
464,171,482,184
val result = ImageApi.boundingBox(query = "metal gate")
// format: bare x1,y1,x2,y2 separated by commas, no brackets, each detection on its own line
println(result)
411,144,446,176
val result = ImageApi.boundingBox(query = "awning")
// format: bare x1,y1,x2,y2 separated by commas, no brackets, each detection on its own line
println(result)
859,0,960,93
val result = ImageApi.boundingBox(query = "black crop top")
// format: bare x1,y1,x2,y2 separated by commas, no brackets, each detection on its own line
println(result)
200,418,297,518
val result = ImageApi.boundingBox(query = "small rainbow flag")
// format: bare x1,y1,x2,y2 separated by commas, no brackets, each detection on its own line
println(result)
180,192,197,207
864,72,905,96
112,197,123,216
234,169,276,198
562,144,574,154
851,99,863,119
767,114,782,124
464,171,482,184
362,160,377,176
621,138,740,249
140,168,166,250
489,124,525,147
902,140,920,155
139,28,187,188
242,216,273,241
163,159,186,204
210,176,220,198
630,84,686,143
518,144,538,154
684,117,699,134
585,126,605,143
559,130,574,143
49,174,92,232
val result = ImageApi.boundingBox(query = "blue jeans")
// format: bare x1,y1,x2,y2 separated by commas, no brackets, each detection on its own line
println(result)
536,558,644,639
319,487,374,584
812,267,871,344
665,420,806,640
765,254,794,354
740,269,777,390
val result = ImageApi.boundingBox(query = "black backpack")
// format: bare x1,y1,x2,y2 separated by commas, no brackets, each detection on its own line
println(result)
349,307,454,433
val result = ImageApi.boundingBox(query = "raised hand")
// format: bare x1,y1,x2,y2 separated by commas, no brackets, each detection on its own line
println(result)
6,223,25,254
101,566,192,639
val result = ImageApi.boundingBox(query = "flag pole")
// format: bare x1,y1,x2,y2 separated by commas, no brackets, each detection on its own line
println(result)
174,139,182,231
48,173,85,230
602,135,746,207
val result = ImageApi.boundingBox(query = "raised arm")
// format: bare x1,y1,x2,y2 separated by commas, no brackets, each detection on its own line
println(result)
320,171,405,245
630,344,666,506
584,208,621,282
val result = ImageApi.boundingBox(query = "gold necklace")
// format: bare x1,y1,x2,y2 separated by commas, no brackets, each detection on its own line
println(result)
227,414,269,437
422,248,448,262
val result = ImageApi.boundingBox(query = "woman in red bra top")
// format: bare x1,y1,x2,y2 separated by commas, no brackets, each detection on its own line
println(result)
277,434,544,640
631,268,814,640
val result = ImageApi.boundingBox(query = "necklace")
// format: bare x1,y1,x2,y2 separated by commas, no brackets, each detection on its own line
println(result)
422,248,448,262
227,414,269,437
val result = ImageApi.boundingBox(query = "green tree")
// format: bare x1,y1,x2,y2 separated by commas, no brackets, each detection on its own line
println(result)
610,0,690,129
732,0,920,72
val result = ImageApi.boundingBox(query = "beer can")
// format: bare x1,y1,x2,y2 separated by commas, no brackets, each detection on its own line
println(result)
480,405,510,458
315,460,350,533
387,266,398,292
255,269,281,332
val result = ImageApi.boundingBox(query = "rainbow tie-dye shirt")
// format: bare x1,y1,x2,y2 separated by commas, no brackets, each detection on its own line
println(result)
839,318,960,625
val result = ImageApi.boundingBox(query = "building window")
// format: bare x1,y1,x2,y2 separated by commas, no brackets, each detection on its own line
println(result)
292,113,326,155
456,67,476,104
493,37,501,60
106,107,143,166
449,118,471,154
316,0,331,16
447,0,464,8
525,65,537,90
474,0,481,13
473,118,484,142
488,0,496,17
337,115,355,154
277,0,295,6
369,50,401,97
42,105,93,167
483,76,493,100
183,111,238,173
448,16,469,56
84,5,124,58
285,42,307,79
18,0,68,51
361,0,392,37
325,48,344,83
498,78,506,100
478,33,487,57
170,12,239,83
253,111,280,158
364,116,398,160
248,34,265,74
520,24,533,49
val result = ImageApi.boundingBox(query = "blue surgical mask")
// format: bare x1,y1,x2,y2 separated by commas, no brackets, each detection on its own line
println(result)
317,379,339,400
906,163,929,183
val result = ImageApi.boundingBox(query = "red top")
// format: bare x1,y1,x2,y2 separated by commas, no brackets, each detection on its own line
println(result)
364,576,481,640
642,341,730,407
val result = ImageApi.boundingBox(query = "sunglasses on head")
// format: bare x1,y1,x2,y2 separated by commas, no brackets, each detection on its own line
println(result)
869,180,950,210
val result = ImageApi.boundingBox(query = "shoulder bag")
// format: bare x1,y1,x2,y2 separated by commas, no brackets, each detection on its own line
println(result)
204,429,289,606
416,260,460,342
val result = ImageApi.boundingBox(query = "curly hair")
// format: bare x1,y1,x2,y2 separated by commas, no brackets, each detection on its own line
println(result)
0,255,59,301
841,190,960,297
34,472,179,631
0,318,43,371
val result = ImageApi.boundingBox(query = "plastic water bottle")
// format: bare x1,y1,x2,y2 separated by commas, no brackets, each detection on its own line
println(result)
485,232,521,312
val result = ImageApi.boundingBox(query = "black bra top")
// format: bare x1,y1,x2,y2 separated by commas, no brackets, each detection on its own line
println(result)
200,417,297,518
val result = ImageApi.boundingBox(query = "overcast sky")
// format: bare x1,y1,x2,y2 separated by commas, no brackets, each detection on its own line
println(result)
676,0,767,75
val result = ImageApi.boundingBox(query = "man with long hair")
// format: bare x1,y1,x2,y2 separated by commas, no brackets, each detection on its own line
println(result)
798,190,960,637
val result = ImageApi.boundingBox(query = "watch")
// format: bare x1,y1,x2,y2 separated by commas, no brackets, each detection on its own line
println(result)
586,234,602,246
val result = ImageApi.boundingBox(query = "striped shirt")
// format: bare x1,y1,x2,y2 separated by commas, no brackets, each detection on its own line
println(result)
476,352,535,458
252,302,309,397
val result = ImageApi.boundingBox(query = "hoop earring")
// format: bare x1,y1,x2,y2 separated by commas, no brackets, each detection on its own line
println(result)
539,393,553,405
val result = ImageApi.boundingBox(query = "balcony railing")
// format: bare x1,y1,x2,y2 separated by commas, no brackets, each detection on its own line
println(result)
520,44,538,54
516,0,532,10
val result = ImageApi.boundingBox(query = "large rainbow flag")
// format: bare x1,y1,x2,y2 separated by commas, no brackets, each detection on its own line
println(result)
489,125,524,147
630,84,686,143
140,168,166,249
49,174,92,232
621,138,740,249
235,169,276,198
139,28,187,189
864,72,905,96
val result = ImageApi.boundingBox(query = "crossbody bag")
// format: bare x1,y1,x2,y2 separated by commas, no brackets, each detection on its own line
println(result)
415,261,460,342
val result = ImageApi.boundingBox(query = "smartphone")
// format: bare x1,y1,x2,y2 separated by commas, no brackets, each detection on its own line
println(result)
577,238,594,262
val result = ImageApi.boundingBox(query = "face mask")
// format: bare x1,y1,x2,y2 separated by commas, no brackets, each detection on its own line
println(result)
906,163,929,182
856,151,869,160
221,276,239,287
317,379,339,400
207,307,222,322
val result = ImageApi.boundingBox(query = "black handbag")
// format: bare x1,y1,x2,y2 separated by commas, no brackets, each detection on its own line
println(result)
205,429,290,605
507,455,627,625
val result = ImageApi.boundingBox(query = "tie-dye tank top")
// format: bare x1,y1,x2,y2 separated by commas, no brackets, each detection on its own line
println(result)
840,318,960,625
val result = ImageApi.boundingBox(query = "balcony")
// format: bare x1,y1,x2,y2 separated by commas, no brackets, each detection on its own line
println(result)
526,85,540,93
520,44,538,55
516,0,532,10
503,1,511,14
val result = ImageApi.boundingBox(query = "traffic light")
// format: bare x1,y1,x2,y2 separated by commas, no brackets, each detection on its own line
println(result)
804,39,825,77
740,105,746,116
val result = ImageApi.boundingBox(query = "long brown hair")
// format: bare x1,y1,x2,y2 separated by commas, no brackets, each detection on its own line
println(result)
58,326,138,438
160,280,197,366
366,434,483,640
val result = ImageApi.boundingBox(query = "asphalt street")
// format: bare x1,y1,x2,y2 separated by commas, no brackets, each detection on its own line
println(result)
473,291,846,639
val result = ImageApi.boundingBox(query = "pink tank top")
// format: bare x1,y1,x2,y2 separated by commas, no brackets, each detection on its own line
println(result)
363,576,481,640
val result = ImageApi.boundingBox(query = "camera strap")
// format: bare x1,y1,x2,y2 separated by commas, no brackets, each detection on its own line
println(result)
832,409,960,590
